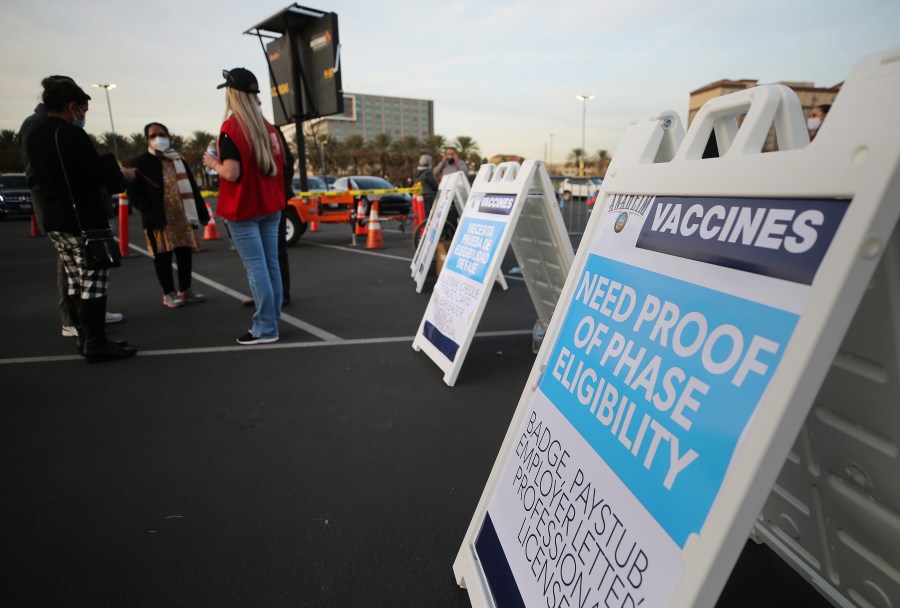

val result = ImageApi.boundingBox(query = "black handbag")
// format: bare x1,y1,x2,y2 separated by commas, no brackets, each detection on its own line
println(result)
80,228,122,270
54,127,122,270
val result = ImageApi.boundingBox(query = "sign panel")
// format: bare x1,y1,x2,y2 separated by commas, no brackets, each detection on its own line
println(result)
456,48,900,608
411,172,469,292
419,196,513,368
258,8,343,126
471,191,847,606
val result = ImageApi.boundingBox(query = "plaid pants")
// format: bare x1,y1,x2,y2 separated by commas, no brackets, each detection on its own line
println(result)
47,231,109,299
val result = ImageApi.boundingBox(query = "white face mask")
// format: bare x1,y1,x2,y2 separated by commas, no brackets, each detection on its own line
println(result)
150,136,170,151
807,117,822,133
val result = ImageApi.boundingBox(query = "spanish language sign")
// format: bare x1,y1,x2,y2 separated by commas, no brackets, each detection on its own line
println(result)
475,193,848,606
421,194,514,362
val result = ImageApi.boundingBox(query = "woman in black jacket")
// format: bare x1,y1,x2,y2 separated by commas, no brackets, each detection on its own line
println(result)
127,122,209,308
25,77,136,362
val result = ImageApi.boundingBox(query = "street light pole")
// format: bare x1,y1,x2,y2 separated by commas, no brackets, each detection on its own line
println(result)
92,83,119,162
548,133,555,167
575,94,595,176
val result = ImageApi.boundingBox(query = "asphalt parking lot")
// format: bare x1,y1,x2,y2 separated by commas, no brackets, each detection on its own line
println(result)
0,208,830,607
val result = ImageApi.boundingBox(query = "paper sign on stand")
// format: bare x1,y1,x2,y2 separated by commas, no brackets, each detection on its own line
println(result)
412,160,573,386
410,172,508,293
453,47,900,608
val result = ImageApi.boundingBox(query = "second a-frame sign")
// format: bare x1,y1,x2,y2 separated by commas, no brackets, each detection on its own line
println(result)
413,160,574,386
410,171,508,293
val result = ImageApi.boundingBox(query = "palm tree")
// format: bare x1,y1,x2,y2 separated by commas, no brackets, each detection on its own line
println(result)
594,149,610,175
453,136,480,168
0,129,22,173
324,138,347,176
96,131,128,161
170,134,186,153
567,148,585,172
125,132,146,162
343,134,367,175
392,135,421,179
183,131,215,184
368,133,393,178
423,134,446,164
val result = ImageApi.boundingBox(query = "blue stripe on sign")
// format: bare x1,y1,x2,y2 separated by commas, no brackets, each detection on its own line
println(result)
475,513,526,608
423,321,459,362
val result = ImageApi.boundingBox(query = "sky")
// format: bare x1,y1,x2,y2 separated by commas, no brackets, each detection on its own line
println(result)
1,0,898,163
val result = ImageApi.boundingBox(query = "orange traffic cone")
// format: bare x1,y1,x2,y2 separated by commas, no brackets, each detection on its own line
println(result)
30,215,42,237
354,199,368,237
309,219,320,232
365,201,385,250
203,202,222,240
412,194,426,226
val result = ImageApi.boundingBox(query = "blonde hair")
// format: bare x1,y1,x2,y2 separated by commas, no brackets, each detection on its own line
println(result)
224,88,277,177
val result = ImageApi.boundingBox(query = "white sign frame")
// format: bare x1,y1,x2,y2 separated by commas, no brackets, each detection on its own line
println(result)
413,160,573,386
454,47,900,607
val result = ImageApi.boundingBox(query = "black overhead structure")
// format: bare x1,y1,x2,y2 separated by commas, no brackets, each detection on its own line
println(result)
245,4,343,193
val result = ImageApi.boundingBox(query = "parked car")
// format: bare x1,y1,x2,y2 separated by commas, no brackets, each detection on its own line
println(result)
558,176,603,202
292,174,329,195
332,175,411,217
0,173,33,219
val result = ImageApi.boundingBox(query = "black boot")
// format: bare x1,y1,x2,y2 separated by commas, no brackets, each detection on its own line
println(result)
79,296,136,363
64,295,87,355
70,296,127,355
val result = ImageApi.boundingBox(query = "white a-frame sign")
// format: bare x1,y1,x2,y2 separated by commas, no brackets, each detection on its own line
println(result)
413,160,574,386
410,171,508,293
454,47,900,607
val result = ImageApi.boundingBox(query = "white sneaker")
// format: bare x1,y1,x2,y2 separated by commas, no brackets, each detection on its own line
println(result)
105,311,124,323
61,325,78,337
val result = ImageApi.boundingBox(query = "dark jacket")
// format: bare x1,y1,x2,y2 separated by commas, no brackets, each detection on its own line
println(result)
414,166,439,206
127,151,208,230
25,116,125,234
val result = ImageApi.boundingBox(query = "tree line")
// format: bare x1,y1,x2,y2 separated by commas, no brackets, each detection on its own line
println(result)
0,127,485,187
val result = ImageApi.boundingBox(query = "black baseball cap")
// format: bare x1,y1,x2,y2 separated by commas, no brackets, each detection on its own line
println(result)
217,68,260,94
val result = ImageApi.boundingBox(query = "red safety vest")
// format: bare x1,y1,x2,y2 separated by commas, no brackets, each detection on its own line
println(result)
215,116,285,221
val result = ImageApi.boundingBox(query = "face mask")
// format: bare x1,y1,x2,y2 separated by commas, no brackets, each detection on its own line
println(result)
72,105,86,129
807,117,822,132
150,137,170,151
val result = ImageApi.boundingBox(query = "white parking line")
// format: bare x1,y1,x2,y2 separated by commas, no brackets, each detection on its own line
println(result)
302,240,413,262
0,330,532,365
127,242,342,342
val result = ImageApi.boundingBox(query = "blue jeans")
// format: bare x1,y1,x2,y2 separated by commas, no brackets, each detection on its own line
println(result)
227,213,282,338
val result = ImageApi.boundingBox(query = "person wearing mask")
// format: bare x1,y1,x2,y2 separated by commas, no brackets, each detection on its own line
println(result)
807,104,830,141
432,147,468,182
203,68,285,345
128,122,209,308
25,77,136,362
414,154,439,215
18,76,125,337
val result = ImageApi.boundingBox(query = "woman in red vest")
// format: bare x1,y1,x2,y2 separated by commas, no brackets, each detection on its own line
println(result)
204,68,285,345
